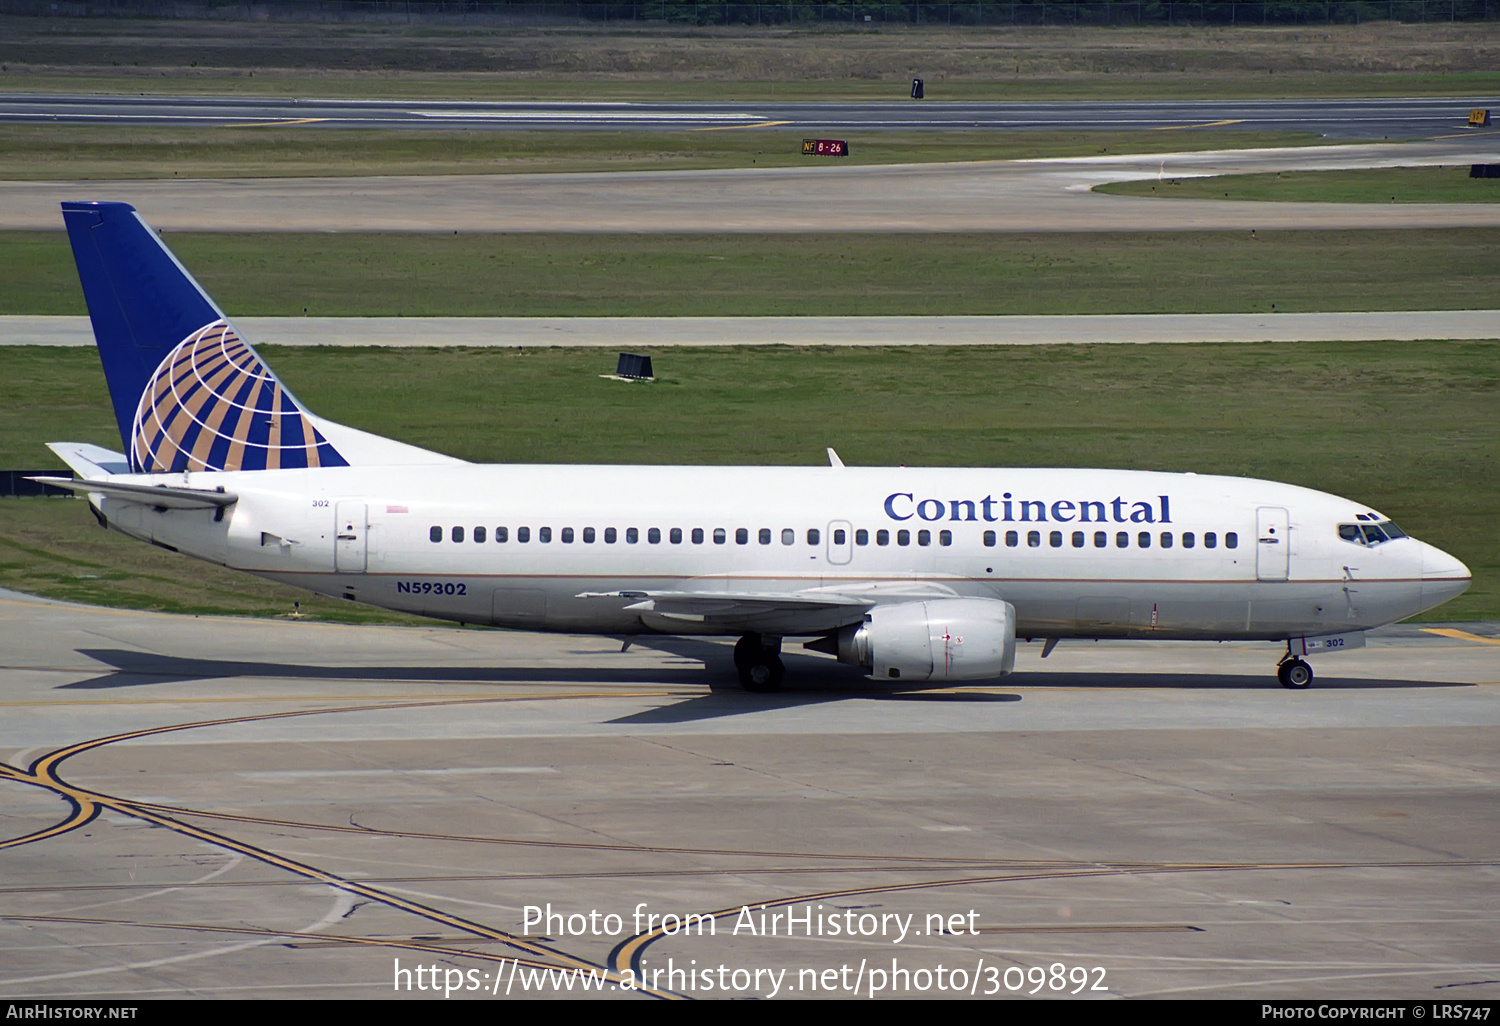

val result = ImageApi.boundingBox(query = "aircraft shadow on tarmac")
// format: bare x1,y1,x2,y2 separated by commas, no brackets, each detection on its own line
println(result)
62,644,1469,727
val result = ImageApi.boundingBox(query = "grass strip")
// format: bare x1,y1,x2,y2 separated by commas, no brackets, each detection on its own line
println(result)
0,126,1325,181
6,229,1500,317
6,70,1499,102
1,341,1494,621
1097,166,1500,203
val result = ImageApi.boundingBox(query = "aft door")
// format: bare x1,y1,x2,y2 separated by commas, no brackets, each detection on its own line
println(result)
335,501,367,573
826,520,853,565
1257,506,1289,582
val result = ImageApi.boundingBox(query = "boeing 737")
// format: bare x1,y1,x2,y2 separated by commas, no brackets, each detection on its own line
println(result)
38,201,1471,691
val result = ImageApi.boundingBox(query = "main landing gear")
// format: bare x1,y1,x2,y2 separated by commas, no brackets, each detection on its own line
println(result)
1277,652,1314,690
733,633,784,693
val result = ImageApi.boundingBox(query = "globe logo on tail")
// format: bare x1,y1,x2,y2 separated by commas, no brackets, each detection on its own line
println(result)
130,320,346,474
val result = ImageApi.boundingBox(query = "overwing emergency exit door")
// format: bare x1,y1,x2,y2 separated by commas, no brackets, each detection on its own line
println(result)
827,520,853,565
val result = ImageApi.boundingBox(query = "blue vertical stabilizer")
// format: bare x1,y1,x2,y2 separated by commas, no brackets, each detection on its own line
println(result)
61,201,222,453
61,201,348,474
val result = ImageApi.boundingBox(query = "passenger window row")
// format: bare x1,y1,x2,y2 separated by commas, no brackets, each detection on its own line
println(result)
426,524,1236,552
982,529,1237,550
430,525,832,546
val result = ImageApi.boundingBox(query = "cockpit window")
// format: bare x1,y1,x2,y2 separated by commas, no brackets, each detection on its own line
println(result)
1339,521,1406,546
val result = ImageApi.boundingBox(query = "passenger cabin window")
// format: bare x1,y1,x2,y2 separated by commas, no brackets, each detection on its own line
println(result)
714,528,726,545
782,529,795,545
1182,532,1195,549
898,530,911,546
518,527,531,543
451,526,464,543
648,528,661,544
1160,532,1172,548
983,530,996,547
854,529,866,545
810,528,823,545
1005,531,1018,547
561,527,574,543
877,529,890,546
736,528,748,545
583,527,595,543
1116,531,1128,548
1049,531,1062,548
670,528,681,544
917,530,931,546
626,528,638,544
691,528,703,544
604,527,616,544
1225,532,1238,549
939,530,952,546
430,526,442,543
1027,531,1040,548
475,526,486,543
833,528,846,545
1138,531,1150,549
1094,531,1106,548
1072,531,1084,548
1204,532,1217,549
758,528,772,545
497,527,509,543
539,527,552,543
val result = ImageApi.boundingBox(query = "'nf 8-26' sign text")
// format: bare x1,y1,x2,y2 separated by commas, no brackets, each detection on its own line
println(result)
802,138,849,157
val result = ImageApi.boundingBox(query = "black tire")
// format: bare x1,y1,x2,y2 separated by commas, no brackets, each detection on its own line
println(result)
732,633,761,671
1278,658,1313,690
738,653,785,693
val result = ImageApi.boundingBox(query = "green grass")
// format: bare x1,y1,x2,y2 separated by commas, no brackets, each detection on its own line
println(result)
9,70,1500,102
6,229,1500,317
0,126,1327,181
1,342,1495,622
1098,165,1500,203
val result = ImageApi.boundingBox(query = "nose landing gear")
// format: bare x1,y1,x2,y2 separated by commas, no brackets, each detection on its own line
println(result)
733,633,784,692
1277,653,1313,690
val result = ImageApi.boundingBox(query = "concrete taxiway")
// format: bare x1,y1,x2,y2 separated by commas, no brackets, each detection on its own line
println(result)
1,588,1496,999
6,140,1500,233
6,312,1499,348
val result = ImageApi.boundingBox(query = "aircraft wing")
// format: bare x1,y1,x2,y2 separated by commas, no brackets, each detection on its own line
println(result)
576,588,871,633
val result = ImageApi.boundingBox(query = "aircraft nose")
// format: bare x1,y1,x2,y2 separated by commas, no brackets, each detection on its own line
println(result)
1419,542,1471,607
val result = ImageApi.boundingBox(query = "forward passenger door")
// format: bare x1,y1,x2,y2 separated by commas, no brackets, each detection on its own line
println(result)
1257,507,1290,582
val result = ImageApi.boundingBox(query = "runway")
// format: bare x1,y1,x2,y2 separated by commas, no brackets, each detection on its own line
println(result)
3,94,1495,137
1,588,1496,999
8,140,1500,233
6,311,1499,347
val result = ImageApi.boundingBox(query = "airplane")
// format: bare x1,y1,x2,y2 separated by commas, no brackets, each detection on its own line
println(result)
37,201,1472,692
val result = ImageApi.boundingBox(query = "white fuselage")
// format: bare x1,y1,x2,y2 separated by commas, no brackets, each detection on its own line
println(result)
94,463,1471,643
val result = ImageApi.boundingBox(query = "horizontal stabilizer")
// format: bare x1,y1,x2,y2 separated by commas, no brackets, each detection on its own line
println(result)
46,442,132,479
28,476,238,510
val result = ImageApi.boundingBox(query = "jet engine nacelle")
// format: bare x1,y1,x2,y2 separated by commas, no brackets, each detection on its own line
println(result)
835,598,1016,681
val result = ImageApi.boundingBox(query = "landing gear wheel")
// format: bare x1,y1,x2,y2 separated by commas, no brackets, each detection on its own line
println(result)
734,633,785,693
1278,658,1313,690
733,633,760,672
